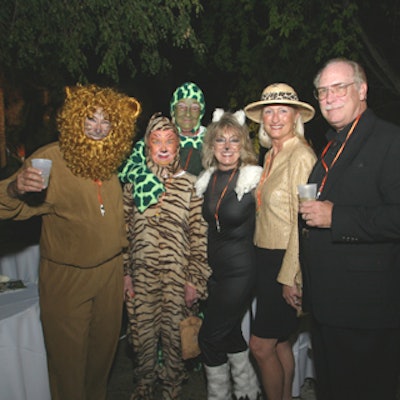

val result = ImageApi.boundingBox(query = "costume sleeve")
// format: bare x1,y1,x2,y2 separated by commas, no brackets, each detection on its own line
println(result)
0,170,52,220
185,187,211,299
277,148,317,287
118,139,147,182
122,183,135,276
118,139,164,212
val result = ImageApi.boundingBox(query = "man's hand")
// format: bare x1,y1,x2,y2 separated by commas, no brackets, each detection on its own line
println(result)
299,200,333,228
8,167,46,197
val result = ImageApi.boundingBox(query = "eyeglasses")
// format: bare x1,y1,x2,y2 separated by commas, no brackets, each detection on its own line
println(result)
313,82,355,101
175,103,201,114
214,137,241,147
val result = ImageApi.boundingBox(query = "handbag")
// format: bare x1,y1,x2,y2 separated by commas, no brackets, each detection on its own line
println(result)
179,316,202,360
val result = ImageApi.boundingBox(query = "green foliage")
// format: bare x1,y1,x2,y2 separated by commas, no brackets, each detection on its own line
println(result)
0,0,399,114
0,0,204,86
191,0,367,110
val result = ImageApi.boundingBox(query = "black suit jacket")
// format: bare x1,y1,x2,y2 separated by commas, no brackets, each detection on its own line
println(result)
300,109,400,329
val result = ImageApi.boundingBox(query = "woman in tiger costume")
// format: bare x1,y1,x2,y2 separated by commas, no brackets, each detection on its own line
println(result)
121,113,211,400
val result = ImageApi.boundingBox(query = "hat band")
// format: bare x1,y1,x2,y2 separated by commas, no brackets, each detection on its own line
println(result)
261,91,299,102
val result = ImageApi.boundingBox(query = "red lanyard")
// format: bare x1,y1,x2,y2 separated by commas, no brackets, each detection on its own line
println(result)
256,150,274,213
154,175,173,221
317,114,361,198
212,168,237,232
94,179,105,216
183,148,193,171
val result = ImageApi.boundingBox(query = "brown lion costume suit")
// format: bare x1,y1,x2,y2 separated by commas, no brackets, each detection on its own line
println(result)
0,84,141,400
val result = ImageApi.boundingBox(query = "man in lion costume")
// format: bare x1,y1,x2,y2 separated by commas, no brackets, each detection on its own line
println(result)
0,84,141,400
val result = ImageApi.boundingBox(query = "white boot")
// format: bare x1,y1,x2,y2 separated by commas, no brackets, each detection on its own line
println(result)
228,350,261,400
204,363,232,400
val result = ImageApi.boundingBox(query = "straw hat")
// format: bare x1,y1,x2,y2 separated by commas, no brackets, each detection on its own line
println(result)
244,83,315,123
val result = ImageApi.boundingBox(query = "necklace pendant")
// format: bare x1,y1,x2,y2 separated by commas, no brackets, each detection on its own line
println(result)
100,204,105,216
216,219,221,232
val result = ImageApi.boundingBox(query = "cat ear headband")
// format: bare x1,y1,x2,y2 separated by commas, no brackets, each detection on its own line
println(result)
212,108,246,126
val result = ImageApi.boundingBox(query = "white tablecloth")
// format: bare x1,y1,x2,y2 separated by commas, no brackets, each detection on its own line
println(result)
241,299,315,397
0,244,40,283
292,331,315,397
0,283,51,400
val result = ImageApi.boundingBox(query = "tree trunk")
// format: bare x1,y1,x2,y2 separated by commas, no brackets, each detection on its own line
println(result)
0,86,6,168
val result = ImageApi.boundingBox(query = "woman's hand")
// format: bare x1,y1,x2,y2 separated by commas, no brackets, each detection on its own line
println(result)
282,284,302,311
124,274,135,300
184,282,199,308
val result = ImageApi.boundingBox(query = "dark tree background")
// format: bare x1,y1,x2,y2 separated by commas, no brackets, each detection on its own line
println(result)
0,0,399,165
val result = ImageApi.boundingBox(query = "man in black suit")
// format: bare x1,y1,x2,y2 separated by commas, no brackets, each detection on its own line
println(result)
299,58,400,400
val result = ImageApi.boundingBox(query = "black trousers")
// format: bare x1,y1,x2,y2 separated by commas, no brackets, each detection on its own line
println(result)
311,318,400,400
198,272,255,366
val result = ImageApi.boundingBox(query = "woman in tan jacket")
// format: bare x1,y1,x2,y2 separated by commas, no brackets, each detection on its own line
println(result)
244,83,317,400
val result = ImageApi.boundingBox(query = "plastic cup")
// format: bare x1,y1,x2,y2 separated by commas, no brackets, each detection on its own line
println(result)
297,183,317,203
31,158,52,188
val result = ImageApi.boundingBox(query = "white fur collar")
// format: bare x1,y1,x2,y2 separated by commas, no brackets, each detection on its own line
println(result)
195,165,262,201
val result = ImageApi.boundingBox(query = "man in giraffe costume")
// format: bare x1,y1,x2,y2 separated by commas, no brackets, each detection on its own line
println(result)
119,82,206,213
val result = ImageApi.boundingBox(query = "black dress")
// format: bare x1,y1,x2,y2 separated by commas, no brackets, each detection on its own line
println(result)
198,168,257,366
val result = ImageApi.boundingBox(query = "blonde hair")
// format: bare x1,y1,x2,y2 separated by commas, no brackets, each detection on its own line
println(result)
202,112,257,169
58,84,141,180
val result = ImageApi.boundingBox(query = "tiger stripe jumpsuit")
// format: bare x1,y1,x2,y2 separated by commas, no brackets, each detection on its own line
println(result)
123,157,210,399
